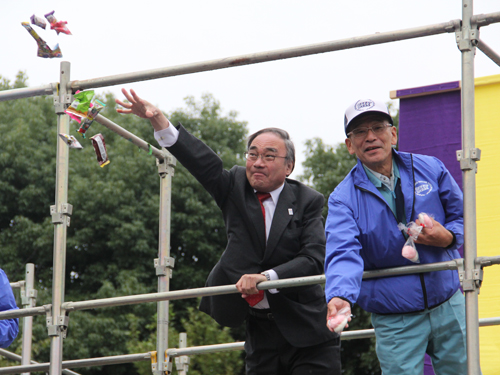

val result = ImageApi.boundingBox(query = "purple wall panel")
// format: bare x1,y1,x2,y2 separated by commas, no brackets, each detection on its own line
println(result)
398,90,463,189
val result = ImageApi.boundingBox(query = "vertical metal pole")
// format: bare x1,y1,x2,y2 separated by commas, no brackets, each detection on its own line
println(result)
49,61,72,375
460,1,481,374
154,150,176,375
21,264,36,375
175,333,189,375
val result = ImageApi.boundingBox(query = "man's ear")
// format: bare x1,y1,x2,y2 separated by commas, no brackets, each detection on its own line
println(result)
345,138,356,155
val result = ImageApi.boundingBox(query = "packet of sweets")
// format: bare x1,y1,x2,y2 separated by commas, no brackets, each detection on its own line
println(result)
44,10,72,35
30,14,46,29
21,22,62,58
65,90,95,119
418,212,434,229
78,100,106,137
90,133,110,167
328,307,353,334
58,133,83,149
397,221,423,263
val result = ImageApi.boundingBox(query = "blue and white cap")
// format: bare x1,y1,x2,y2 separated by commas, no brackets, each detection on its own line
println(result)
344,99,393,135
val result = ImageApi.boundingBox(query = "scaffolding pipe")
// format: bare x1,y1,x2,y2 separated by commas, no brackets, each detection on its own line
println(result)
20,264,35,375
68,19,461,92
0,349,80,375
471,11,500,26
93,114,165,159
0,84,54,103
154,150,176,375
460,1,481,374
49,61,72,375
9,282,25,289
0,353,152,375
477,39,500,67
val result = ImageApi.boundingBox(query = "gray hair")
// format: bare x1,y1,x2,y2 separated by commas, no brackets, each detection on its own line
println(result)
247,128,295,173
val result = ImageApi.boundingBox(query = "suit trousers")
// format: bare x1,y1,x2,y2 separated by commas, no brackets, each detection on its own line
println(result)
244,312,341,375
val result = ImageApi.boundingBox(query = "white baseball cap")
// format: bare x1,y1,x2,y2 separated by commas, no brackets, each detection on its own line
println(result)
344,99,393,135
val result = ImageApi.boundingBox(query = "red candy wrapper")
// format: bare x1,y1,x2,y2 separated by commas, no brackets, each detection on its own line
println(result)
90,133,110,167
44,10,72,35
244,290,264,307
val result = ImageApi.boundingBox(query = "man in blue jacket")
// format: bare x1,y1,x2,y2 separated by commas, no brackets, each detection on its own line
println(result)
0,269,19,348
324,99,466,374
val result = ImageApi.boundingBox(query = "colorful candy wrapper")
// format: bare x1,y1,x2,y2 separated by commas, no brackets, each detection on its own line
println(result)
244,290,264,307
44,10,71,35
78,100,106,137
58,133,83,149
65,90,95,119
328,307,353,334
90,133,110,167
30,14,46,29
21,22,62,58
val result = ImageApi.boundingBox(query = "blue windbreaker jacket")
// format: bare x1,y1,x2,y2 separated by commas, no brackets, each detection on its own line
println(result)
0,269,19,348
324,150,463,314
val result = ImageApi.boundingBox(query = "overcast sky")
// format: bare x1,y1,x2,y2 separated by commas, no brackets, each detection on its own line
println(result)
2,1,500,177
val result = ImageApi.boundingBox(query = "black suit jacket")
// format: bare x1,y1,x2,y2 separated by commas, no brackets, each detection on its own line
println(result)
168,125,336,347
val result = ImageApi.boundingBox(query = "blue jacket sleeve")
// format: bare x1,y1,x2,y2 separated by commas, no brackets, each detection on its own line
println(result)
0,270,19,348
324,193,364,305
435,157,464,251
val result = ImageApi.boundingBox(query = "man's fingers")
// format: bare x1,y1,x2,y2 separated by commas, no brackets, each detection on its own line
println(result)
121,88,135,103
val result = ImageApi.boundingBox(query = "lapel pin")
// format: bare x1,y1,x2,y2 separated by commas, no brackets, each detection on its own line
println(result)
288,208,293,215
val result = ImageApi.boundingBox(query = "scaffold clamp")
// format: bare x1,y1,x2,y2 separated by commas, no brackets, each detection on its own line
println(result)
455,26,479,51
50,203,73,227
157,150,177,178
155,257,175,277
459,268,483,292
456,148,481,172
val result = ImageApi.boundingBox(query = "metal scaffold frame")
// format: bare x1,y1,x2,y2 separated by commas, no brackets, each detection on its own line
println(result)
1,2,499,374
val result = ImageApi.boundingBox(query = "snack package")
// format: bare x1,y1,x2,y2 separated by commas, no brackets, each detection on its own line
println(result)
44,10,72,35
328,307,352,334
90,134,110,167
244,290,264,307
21,22,62,58
397,221,423,263
58,133,83,149
65,90,95,120
78,99,106,137
30,14,46,29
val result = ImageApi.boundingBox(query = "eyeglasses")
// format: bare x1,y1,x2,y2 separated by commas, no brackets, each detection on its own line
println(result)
244,152,287,162
348,124,393,139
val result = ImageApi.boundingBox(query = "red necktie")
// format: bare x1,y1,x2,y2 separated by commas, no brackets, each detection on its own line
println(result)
244,192,271,307
256,192,271,225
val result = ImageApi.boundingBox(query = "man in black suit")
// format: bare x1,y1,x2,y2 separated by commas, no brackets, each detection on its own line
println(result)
116,89,340,375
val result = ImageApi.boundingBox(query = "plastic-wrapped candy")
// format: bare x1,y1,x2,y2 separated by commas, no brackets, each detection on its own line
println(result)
244,290,264,307
21,22,62,58
58,133,83,149
398,221,424,263
44,10,72,35
65,90,95,119
78,100,106,137
30,14,46,29
90,133,110,167
418,212,434,229
328,306,353,334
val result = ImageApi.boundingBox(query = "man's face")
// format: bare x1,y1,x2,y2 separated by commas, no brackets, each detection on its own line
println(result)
345,117,397,173
246,132,293,192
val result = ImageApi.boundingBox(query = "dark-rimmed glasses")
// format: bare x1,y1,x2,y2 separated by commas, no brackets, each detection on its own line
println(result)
348,124,393,139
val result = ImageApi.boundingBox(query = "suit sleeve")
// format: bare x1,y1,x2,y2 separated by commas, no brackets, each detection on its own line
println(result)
324,193,364,305
167,124,232,207
272,192,327,279
0,270,19,348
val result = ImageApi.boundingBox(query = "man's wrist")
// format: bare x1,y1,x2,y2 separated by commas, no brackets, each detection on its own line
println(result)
261,271,271,281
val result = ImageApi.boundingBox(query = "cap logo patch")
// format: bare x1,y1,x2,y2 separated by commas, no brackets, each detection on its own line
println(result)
354,99,375,112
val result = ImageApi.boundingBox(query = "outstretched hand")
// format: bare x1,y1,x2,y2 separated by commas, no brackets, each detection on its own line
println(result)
115,88,170,131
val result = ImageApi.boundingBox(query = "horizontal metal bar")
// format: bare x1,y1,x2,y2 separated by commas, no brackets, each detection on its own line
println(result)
479,317,500,327
476,255,500,267
94,114,165,159
69,19,461,92
0,349,81,375
0,84,54,103
477,39,500,67
8,282,25,290
167,342,244,357
471,11,500,27
0,352,151,375
0,306,47,320
363,259,462,279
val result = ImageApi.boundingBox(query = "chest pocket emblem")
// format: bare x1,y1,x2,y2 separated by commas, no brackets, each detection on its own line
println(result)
415,181,433,196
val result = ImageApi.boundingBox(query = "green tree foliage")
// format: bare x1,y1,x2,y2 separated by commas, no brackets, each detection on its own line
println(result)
0,72,246,374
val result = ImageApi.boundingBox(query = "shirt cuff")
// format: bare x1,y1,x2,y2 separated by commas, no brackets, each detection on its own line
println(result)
154,124,179,147
267,269,279,294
